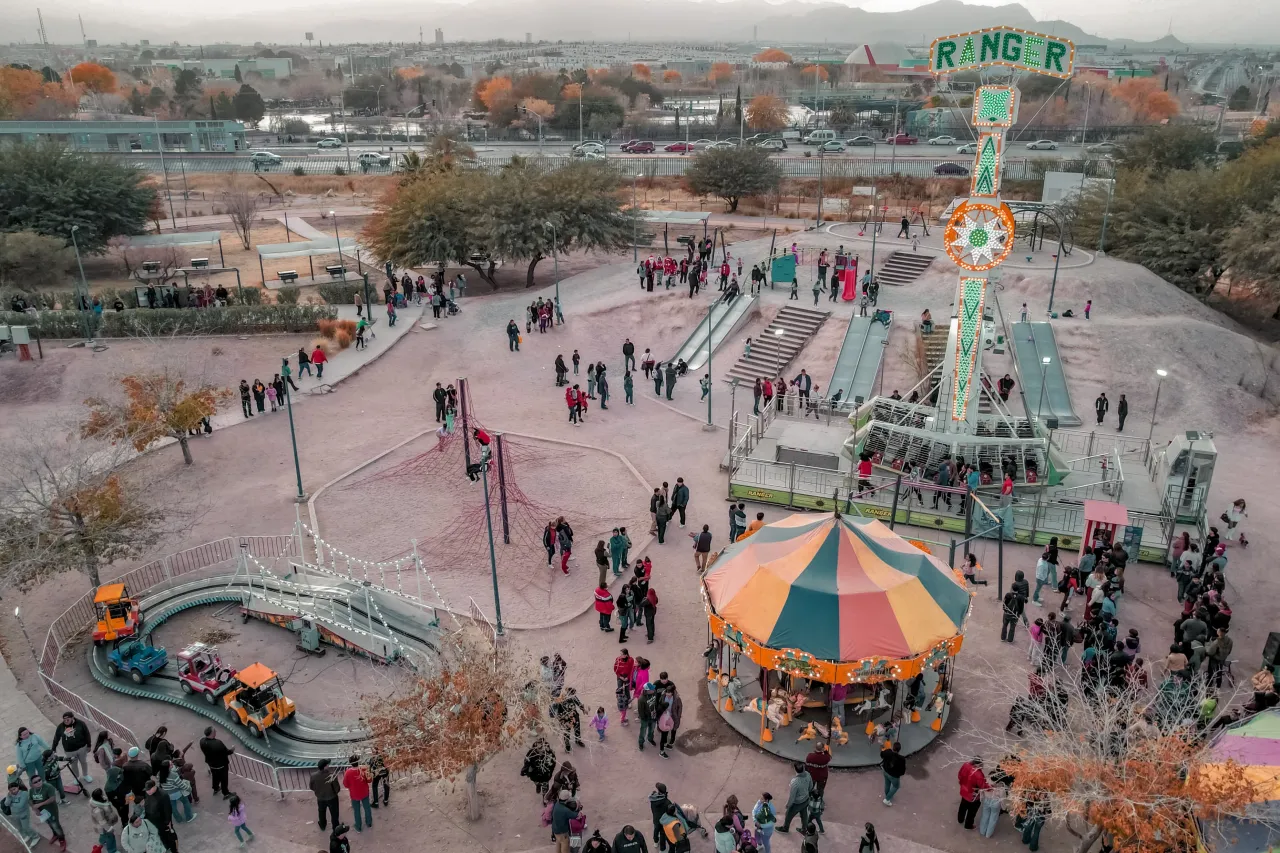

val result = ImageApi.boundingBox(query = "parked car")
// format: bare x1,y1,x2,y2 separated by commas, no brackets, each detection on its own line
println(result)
745,133,773,146
249,151,283,165
934,162,971,176
1025,139,1059,150
846,136,876,146
622,140,656,153
818,140,847,153
664,141,696,152
1086,141,1119,154
721,137,743,147
357,152,392,167
708,140,737,150
956,142,979,154
755,138,788,151
928,135,958,145
887,134,918,145
316,138,343,149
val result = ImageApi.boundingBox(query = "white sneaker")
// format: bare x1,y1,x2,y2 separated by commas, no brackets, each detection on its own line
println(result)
883,799,892,806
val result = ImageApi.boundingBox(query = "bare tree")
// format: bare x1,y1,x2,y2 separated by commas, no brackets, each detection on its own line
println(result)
0,427,170,589
223,184,262,250
363,627,560,820
955,654,1270,853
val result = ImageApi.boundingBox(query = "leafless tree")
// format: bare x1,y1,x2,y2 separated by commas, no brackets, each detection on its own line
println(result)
223,184,262,250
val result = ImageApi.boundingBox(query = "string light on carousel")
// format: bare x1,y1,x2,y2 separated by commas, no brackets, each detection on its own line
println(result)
700,509,971,766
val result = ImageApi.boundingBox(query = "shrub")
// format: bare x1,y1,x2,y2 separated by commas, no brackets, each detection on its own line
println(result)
334,166,346,176
335,329,352,349
96,287,139,309
317,282,367,304
0,304,337,338
237,286,263,305
294,166,306,176
316,318,337,339
311,336,335,356
276,285,300,305
337,319,357,338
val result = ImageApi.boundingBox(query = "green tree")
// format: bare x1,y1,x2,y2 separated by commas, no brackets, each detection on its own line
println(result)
127,87,145,115
364,169,491,283
1222,197,1280,305
213,91,234,119
233,83,265,126
145,85,166,110
1119,125,1220,174
233,65,243,83
686,147,782,212
40,66,60,84
0,230,76,289
173,68,201,99
0,142,155,254
1227,85,1252,111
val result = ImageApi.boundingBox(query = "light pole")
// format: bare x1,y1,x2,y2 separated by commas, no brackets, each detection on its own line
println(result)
330,211,348,290
152,116,177,229
281,358,306,501
13,607,37,664
544,221,562,321
479,449,505,635
69,225,93,342
701,300,715,427
521,106,544,151
867,201,880,280
816,145,825,227
773,328,785,380
1098,175,1116,255
1035,355,1051,424
631,173,642,263
1148,368,1168,443
339,90,353,173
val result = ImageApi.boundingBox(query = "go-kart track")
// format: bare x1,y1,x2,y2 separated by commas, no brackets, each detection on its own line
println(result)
48,534,446,769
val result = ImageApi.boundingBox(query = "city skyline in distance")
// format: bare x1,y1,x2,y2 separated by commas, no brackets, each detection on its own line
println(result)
5,0,1277,48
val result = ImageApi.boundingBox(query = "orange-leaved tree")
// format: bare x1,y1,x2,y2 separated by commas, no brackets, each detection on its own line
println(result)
69,62,117,94
520,97,555,120
632,63,652,80
710,62,736,85
967,659,1265,853
747,94,789,131
83,370,233,466
753,48,792,64
801,65,829,83
363,628,558,820
476,76,514,111
663,70,682,84
1114,77,1180,122
0,429,168,588
561,82,583,101
0,67,77,119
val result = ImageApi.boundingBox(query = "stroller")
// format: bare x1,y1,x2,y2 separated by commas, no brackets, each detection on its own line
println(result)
446,298,461,316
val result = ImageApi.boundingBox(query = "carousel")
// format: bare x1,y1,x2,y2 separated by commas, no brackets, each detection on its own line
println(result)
702,511,972,766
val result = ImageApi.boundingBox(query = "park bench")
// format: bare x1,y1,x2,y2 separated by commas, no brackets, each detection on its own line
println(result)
191,258,210,269
325,265,348,279
278,270,299,284
141,261,161,273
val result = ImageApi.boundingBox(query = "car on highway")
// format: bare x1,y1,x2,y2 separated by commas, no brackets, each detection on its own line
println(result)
934,162,971,176
664,141,697,152
621,140,656,153
928,135,958,145
357,152,392,168
580,151,607,161
721,137,743,147
887,134,918,145
707,140,737,150
693,139,716,148
248,151,283,166
1025,139,1059,150
754,138,788,151
817,140,847,153
1086,141,1119,154
619,139,641,150
571,142,606,156
745,133,774,146
846,136,876,147
316,138,343,149
956,142,979,154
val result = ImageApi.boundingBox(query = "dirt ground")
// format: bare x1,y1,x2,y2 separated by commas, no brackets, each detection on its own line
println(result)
6,221,1280,853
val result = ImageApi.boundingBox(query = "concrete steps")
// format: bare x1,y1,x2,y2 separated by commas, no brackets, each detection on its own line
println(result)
878,250,936,287
725,305,830,383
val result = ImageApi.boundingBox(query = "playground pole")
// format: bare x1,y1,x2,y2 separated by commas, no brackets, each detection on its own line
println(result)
481,458,505,635
495,434,511,544
459,377,472,471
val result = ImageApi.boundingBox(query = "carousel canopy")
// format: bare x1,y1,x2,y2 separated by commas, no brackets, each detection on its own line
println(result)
704,513,969,663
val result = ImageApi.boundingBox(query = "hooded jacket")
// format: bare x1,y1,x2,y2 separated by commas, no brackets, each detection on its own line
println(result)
1011,571,1030,612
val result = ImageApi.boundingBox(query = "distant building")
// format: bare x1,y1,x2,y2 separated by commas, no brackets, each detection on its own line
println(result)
0,119,247,153
435,28,444,45
150,57,292,80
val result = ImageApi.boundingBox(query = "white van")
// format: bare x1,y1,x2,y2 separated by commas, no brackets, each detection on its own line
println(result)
804,129,837,145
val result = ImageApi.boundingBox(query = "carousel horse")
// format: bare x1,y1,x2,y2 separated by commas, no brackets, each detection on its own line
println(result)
829,716,849,745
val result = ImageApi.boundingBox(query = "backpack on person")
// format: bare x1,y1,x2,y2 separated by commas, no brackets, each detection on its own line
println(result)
658,709,675,732
753,802,775,826
664,819,688,845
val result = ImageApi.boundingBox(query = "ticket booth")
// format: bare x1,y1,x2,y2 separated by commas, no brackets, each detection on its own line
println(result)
1081,500,1129,558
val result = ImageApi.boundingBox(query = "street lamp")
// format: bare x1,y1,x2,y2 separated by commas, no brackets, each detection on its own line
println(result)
338,90,353,173
521,106,544,151
329,211,349,292
773,328,785,379
478,448,505,635
69,225,93,342
816,145,825,228
13,607,37,664
1148,369,1168,443
543,221,562,322
1035,355,1051,424
281,357,306,502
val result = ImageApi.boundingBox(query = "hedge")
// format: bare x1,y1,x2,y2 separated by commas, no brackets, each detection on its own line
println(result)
0,304,338,339
318,282,380,305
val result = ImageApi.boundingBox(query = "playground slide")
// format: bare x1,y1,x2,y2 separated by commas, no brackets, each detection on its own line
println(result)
87,571,442,766
1010,322,1082,427
667,293,758,373
827,316,890,405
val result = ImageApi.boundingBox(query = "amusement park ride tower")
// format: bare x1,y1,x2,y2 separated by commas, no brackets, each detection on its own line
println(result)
846,28,1078,484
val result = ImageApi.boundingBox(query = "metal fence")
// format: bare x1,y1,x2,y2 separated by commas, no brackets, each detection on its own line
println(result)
34,534,311,797
104,152,1069,181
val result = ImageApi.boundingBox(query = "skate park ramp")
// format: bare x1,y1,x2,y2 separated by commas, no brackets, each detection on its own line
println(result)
667,294,758,373
827,316,890,405
1011,321,1082,427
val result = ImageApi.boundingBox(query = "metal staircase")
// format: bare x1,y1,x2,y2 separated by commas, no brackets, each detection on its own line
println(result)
725,305,830,384
877,250,936,287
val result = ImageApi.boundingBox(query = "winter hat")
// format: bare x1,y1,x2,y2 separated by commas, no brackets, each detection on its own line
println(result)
559,789,570,801
127,747,140,758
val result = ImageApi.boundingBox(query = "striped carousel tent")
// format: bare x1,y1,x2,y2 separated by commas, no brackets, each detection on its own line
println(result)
704,513,970,662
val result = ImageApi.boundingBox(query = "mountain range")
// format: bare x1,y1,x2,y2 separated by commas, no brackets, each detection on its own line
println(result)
13,0,1256,52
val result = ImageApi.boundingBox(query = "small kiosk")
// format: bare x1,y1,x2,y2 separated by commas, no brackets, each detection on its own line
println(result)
1080,500,1129,557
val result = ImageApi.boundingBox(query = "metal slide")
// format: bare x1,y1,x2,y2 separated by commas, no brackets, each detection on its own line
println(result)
827,316,891,405
667,294,758,373
1010,321,1082,427
87,571,442,765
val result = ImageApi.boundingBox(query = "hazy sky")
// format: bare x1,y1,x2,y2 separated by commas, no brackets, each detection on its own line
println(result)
6,0,1276,45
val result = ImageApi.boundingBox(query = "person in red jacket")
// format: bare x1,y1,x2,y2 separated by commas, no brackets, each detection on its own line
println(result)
342,755,372,832
956,757,989,830
310,345,328,379
594,585,615,632
566,385,582,425
719,260,731,290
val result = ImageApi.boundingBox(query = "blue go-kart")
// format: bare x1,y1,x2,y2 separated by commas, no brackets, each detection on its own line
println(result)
106,637,168,684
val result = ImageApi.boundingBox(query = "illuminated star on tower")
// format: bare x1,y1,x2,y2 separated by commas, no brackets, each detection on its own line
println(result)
949,212,1009,266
